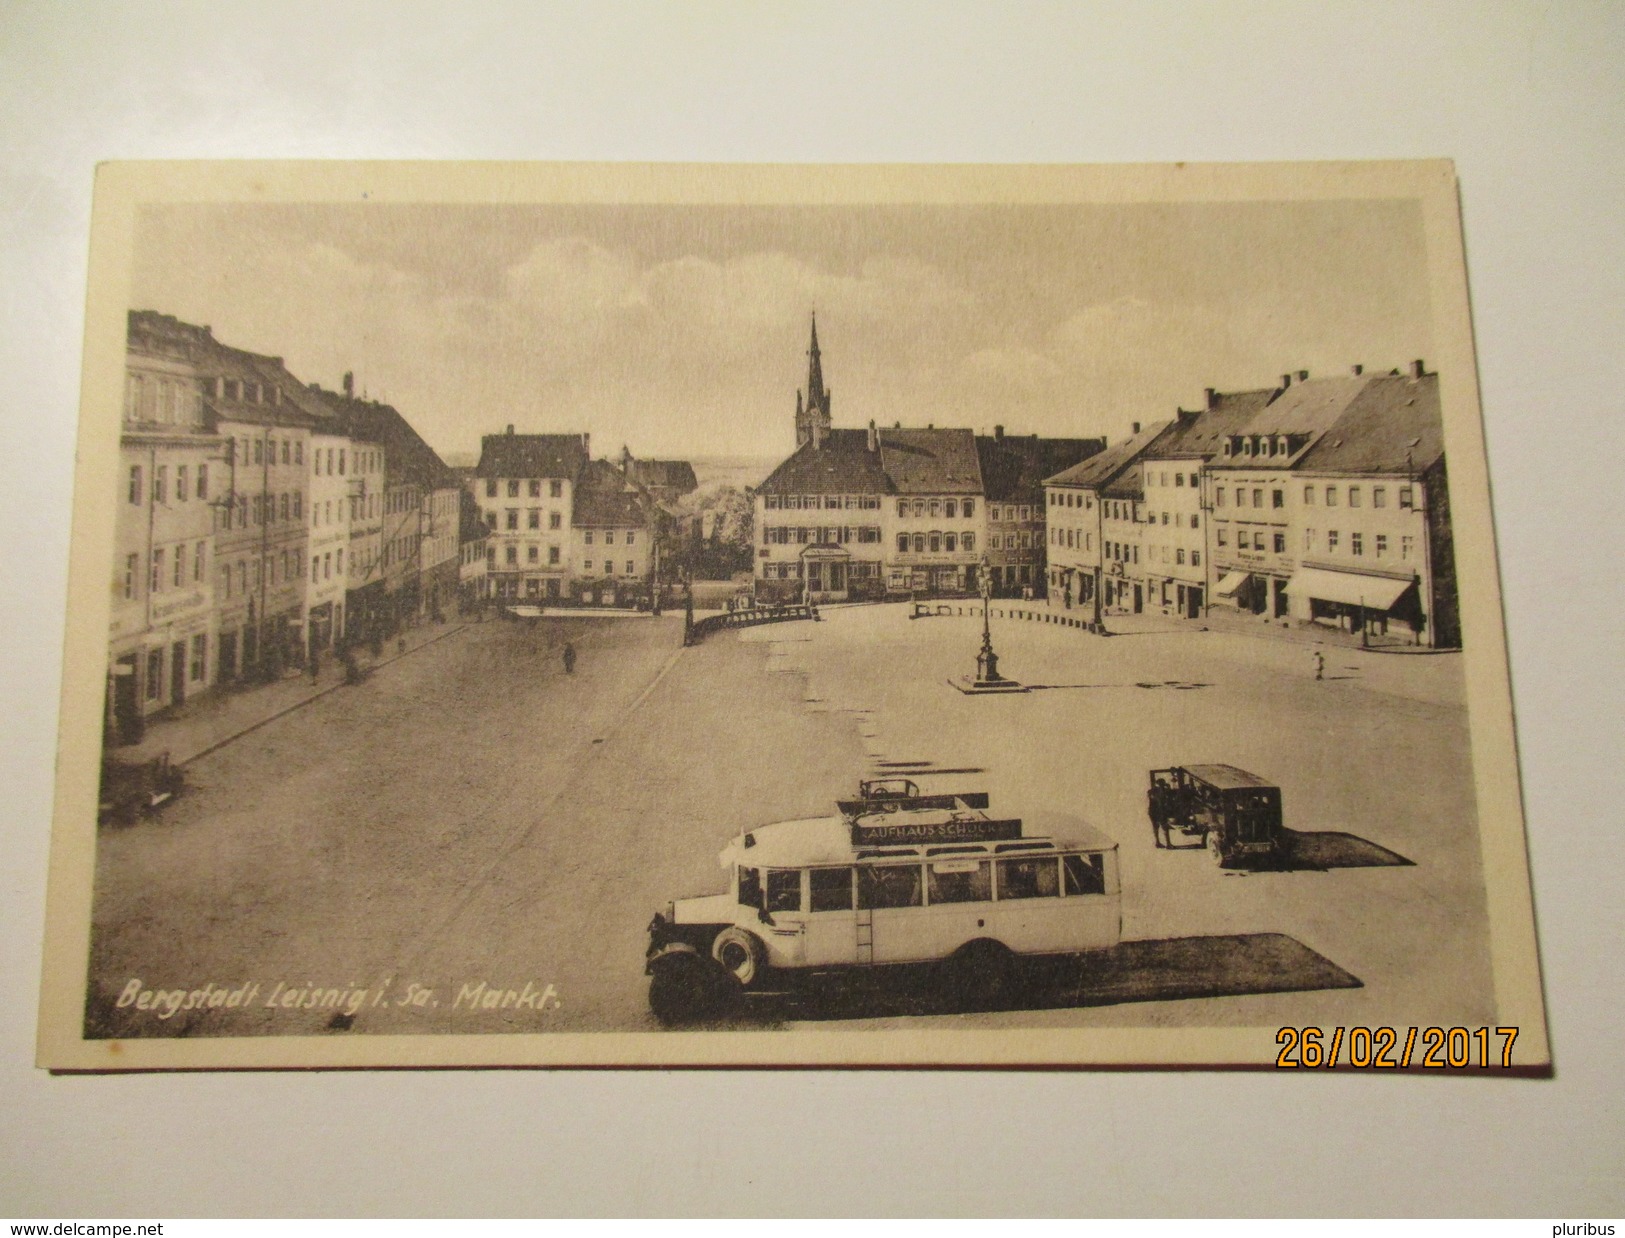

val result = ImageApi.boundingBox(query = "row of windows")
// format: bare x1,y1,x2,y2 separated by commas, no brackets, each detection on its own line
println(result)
1303,529,1414,560
988,505,1035,522
580,560,639,577
761,562,882,580
738,854,1105,914
489,509,566,532
140,634,209,701
1144,512,1201,529
486,478,566,499
122,542,208,600
1216,487,1285,510
895,532,976,554
1303,483,1412,509
1053,527,1092,552
1049,491,1096,510
310,549,345,585
128,464,210,505
895,498,975,520
762,494,883,511
1145,470,1202,489
1105,541,1140,565
1216,528,1288,554
1143,545,1200,567
988,532,1037,551
229,434,303,469
762,526,883,545
124,374,204,427
495,544,563,567
312,445,380,477
314,495,380,527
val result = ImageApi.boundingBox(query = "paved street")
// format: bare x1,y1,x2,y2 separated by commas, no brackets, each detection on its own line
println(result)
87,601,1492,1039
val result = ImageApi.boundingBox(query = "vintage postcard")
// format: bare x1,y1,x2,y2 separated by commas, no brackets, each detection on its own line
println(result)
38,161,1547,1070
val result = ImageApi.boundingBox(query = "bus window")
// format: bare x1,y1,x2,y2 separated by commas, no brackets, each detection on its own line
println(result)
737,866,762,910
1062,853,1105,896
765,869,802,913
927,859,991,904
996,857,1060,900
858,864,923,910
809,867,854,912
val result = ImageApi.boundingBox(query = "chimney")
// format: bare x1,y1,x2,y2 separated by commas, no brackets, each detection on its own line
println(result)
505,424,514,436
1351,364,1364,376
927,422,934,430
1409,359,1426,380
1297,370,1309,382
1281,374,1292,389
582,432,590,457
621,444,632,472
994,424,1004,440
342,371,354,397
1131,421,1141,435
867,419,878,452
1205,387,1218,410
893,421,901,429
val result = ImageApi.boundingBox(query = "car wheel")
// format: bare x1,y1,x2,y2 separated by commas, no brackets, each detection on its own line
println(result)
1207,829,1228,867
648,950,735,1024
710,927,766,989
942,940,1014,1013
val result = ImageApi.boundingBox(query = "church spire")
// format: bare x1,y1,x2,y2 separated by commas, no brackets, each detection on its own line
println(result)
806,312,826,410
793,311,833,449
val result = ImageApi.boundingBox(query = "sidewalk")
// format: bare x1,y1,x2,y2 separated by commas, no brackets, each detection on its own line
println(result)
113,621,470,767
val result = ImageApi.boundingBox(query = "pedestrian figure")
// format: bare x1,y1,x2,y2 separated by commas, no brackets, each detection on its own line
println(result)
562,641,577,675
309,649,320,684
1313,649,1325,680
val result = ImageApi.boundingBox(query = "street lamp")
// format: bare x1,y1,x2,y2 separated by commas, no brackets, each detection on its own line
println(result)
951,553,1025,693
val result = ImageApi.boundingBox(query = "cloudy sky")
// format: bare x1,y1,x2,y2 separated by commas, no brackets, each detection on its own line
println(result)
131,197,1433,463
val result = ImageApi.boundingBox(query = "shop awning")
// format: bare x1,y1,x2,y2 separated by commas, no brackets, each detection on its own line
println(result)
1214,571,1252,598
1290,566,1413,610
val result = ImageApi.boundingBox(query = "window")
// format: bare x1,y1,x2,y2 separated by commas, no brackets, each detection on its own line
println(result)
1253,532,1266,551
1328,530,1340,551
1174,473,1183,487
1352,532,1364,556
858,864,922,909
189,634,206,681
1399,487,1414,509
550,480,563,499
625,560,635,575
1272,489,1284,509
294,441,302,465
150,548,164,593
1304,529,1315,552
153,466,168,504
944,499,957,518
997,857,1059,900
928,499,941,518
193,542,205,582
128,466,142,505
962,500,974,519
1373,487,1387,509
175,465,189,502
810,867,853,912
927,860,991,904
1176,548,1186,565
146,648,163,701
123,553,137,599
1304,485,1315,504
1191,550,1200,567
1063,853,1105,895
896,533,908,553
548,512,561,530
311,556,320,584
944,533,957,553
197,465,208,501
737,867,762,910
583,559,593,572
928,533,941,553
765,870,802,914
990,534,1002,551
1349,487,1362,508
528,546,540,564
1273,533,1286,554
280,493,289,522
1253,489,1263,507
962,533,974,553
1161,512,1169,526
529,479,541,497
528,510,540,529
506,510,519,531
605,531,615,546
1326,486,1338,507
486,480,497,497
583,530,594,545
626,531,635,546
485,512,497,530
507,480,520,498
1402,535,1415,560
505,546,518,565
486,547,496,567
1376,534,1388,557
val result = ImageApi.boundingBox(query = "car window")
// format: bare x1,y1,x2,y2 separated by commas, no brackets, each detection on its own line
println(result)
927,860,992,904
997,857,1060,900
858,864,923,910
809,867,854,912
737,866,761,910
765,869,802,913
1063,853,1105,896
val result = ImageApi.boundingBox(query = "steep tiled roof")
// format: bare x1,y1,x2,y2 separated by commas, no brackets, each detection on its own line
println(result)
1235,374,1371,438
319,390,457,491
1043,420,1175,490
975,435,1107,504
1146,388,1281,459
458,489,490,545
877,428,983,494
628,458,698,495
572,459,649,527
758,429,892,495
1295,372,1442,475
475,432,590,481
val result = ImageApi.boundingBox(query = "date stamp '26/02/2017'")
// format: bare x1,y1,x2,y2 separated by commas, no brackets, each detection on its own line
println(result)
1275,1026,1520,1069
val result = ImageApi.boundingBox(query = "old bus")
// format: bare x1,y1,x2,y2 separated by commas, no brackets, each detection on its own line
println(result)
645,799,1121,1022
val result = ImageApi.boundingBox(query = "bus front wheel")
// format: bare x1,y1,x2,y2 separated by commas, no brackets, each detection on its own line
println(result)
711,927,766,988
648,950,736,1024
942,940,1014,1013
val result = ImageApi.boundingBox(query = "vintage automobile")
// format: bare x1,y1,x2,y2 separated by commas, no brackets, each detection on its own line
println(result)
98,752,185,826
645,793,1121,1023
1147,764,1284,867
836,777,992,814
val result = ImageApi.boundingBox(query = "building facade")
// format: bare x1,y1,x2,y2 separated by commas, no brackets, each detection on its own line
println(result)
976,428,1105,598
473,428,589,602
305,428,352,656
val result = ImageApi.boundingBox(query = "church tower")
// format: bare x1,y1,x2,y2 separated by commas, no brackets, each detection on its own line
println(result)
794,313,833,448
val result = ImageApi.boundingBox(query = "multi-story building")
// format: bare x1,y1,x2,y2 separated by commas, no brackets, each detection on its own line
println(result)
621,448,699,507
976,428,1105,597
1206,370,1372,621
305,425,352,656
880,427,984,595
205,344,319,682
1286,364,1456,646
457,490,490,611
473,428,589,602
109,313,225,740
1135,387,1278,620
1043,422,1173,620
572,459,656,606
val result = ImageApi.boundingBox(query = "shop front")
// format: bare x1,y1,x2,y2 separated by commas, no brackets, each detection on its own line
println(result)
1289,565,1424,643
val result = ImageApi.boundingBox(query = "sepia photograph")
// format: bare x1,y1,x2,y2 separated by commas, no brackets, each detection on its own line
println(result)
37,160,1546,1069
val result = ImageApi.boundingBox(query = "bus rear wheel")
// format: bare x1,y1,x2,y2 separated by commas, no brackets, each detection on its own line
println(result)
941,940,1014,1012
711,927,766,989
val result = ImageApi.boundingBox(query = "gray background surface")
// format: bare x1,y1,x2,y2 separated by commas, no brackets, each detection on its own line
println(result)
2,1,1619,1217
